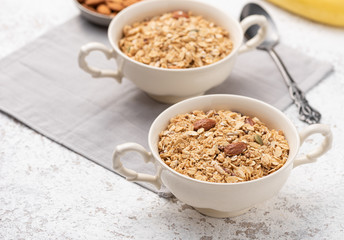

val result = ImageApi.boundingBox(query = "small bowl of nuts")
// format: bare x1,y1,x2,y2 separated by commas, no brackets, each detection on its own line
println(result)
74,0,142,26
78,0,268,103
112,94,332,218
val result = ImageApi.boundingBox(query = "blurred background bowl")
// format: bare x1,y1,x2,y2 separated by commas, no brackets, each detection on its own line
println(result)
74,0,113,26
74,0,143,26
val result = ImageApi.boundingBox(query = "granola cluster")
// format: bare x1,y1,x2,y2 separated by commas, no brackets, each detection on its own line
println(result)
158,110,289,183
119,11,233,68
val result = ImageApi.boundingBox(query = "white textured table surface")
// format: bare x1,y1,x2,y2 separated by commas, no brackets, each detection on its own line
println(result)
0,0,343,239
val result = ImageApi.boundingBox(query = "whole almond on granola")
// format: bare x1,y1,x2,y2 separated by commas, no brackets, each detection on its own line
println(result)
193,119,216,131
224,142,247,156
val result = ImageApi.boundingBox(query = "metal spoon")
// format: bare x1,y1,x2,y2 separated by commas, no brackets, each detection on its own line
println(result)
240,3,321,124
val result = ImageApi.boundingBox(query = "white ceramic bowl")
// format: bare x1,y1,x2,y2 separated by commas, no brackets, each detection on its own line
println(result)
78,0,268,103
112,94,332,218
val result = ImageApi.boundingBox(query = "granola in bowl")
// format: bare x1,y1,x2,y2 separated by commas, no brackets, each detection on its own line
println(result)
158,110,289,183
119,11,233,68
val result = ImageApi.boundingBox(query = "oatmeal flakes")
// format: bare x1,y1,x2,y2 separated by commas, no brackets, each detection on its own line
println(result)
119,11,233,68
158,110,289,183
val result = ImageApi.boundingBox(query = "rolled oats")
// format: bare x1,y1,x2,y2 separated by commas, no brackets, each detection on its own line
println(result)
119,11,233,68
158,110,289,183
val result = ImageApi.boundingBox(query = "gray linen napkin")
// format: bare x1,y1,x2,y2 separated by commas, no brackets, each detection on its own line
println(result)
0,16,332,197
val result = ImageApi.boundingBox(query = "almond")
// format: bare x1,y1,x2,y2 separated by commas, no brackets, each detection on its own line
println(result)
245,117,255,126
106,0,124,11
224,142,247,156
193,119,216,131
97,4,111,15
85,0,105,6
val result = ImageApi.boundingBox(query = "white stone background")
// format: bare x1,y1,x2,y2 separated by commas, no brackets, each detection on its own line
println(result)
0,0,343,239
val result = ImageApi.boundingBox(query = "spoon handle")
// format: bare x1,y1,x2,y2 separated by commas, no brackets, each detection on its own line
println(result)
267,48,321,124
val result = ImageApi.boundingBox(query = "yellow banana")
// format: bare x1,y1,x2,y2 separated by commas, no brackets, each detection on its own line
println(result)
266,0,344,27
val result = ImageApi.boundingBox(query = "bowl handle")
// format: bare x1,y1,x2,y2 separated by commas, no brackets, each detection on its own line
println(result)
112,143,162,189
293,124,333,168
239,15,267,54
78,42,123,83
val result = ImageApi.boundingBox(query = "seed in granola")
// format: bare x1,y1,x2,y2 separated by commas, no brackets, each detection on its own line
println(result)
193,119,216,131
254,134,264,145
224,142,247,156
